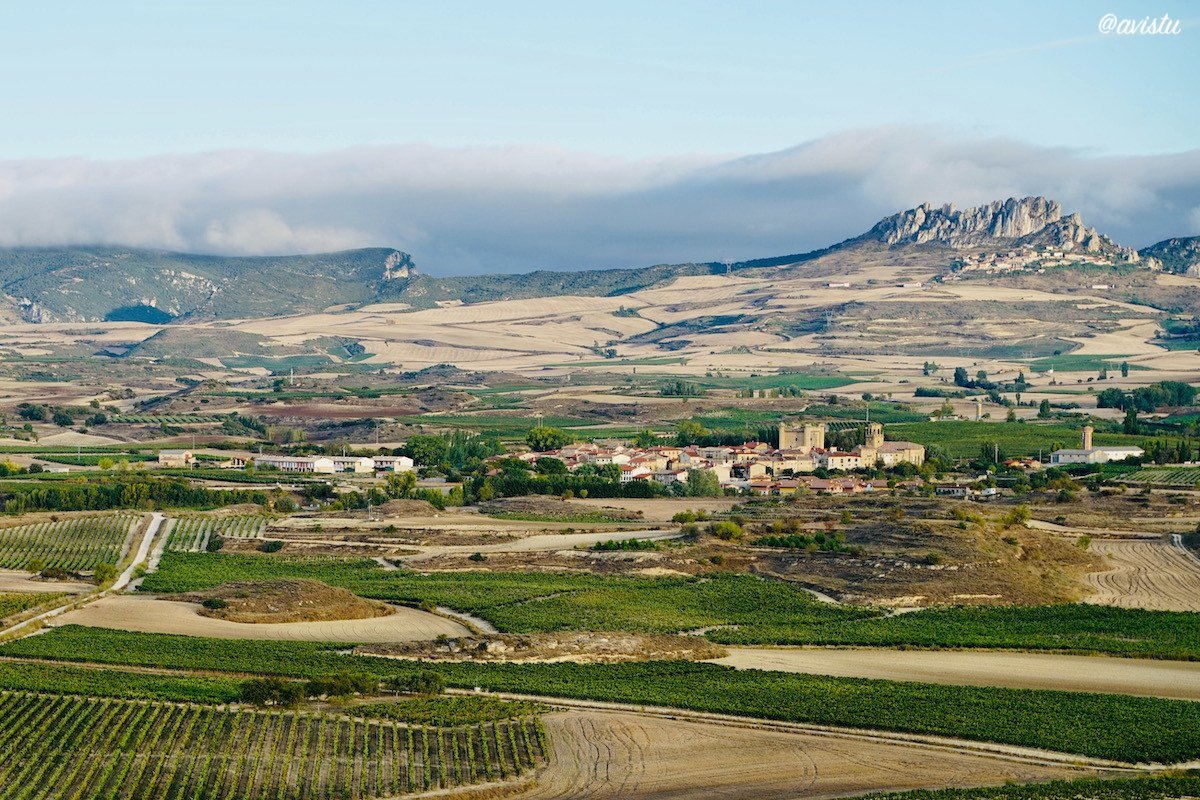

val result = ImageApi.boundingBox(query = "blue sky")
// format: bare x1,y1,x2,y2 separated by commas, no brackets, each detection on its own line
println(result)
0,2,1196,270
2,1,1194,159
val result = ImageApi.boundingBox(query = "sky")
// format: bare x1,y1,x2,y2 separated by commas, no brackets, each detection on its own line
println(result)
0,1,1197,272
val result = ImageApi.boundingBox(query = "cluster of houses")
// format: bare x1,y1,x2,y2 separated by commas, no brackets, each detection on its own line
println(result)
511,422,927,494
950,245,1127,278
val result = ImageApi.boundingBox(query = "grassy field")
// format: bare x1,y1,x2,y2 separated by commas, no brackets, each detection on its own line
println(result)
6,628,1199,764
0,513,138,572
136,554,1200,659
1026,355,1143,373
0,691,544,799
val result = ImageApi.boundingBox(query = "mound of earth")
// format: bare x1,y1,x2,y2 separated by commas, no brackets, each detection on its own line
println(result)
480,496,643,521
376,499,440,516
181,579,394,624
359,632,726,664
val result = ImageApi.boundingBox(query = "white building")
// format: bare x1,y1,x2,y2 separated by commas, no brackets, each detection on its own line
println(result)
1050,426,1143,465
372,455,415,473
254,455,337,474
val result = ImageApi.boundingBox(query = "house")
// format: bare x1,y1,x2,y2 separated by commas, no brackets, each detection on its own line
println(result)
254,455,337,474
372,455,415,473
1050,426,1144,465
158,450,195,468
331,456,375,474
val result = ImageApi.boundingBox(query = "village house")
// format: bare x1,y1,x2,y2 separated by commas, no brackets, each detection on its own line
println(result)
157,449,196,468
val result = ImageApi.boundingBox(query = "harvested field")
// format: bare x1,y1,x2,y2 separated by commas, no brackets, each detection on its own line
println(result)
51,594,470,642
1084,535,1200,612
516,709,1091,800
0,568,91,594
710,647,1200,701
572,497,739,522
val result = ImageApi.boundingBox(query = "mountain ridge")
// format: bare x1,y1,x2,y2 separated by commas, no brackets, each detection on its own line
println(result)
0,197,1178,323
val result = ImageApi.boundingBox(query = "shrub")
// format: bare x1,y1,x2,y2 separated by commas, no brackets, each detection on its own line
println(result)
923,551,944,566
205,534,225,553
258,540,284,553
710,521,743,541
202,598,228,610
387,670,446,696
468,552,487,562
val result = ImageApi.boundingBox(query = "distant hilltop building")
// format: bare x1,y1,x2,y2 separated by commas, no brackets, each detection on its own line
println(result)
1050,425,1144,465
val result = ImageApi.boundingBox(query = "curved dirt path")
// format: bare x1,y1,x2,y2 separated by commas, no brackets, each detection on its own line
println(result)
517,709,1096,799
1084,536,1200,612
49,594,470,642
710,647,1200,701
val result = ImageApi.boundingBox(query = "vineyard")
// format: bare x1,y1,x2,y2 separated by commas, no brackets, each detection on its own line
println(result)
165,515,270,552
0,592,65,622
0,692,545,800
109,414,222,424
0,514,139,572
1119,467,1200,487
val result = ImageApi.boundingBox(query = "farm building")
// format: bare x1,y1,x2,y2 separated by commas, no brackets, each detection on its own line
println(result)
157,450,196,468
1051,426,1144,465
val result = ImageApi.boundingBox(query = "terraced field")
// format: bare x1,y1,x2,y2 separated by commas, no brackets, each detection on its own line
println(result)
165,515,269,552
1085,535,1200,612
0,691,545,800
0,514,139,572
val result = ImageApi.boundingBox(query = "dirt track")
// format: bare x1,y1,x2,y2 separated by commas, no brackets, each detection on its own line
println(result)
1084,535,1200,612
0,569,90,594
516,709,1092,799
50,594,469,642
711,647,1200,701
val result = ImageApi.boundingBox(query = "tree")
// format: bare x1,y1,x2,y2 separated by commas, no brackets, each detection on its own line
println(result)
92,562,118,586
404,435,449,467
1121,361,1130,378
953,367,970,387
685,469,721,497
52,409,74,427
633,429,659,448
385,470,417,498
710,521,743,540
1123,407,1140,435
675,419,709,446
1038,399,1051,419
526,426,571,452
535,456,568,474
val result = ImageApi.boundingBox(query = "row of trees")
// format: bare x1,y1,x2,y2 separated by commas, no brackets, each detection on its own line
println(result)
1096,381,1197,413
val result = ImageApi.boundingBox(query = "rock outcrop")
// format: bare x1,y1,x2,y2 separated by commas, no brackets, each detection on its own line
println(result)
862,196,1140,261
1139,236,1200,275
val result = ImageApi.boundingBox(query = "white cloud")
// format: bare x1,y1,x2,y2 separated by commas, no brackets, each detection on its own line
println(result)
0,129,1196,274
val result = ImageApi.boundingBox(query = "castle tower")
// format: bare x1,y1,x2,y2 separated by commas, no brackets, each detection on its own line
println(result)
778,423,800,450
865,422,884,450
1082,425,1094,451
802,423,826,451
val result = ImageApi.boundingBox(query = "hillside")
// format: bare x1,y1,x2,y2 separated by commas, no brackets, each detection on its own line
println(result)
1140,236,1200,275
0,246,412,322
0,197,1160,323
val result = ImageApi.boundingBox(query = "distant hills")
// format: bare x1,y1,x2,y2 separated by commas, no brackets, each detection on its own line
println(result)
0,197,1190,323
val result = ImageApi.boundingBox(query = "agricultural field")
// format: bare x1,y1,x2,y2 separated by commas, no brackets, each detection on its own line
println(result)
165,515,270,552
5,628,1200,764
0,513,139,572
1119,466,1200,487
137,553,1200,659
0,591,65,621
0,692,545,800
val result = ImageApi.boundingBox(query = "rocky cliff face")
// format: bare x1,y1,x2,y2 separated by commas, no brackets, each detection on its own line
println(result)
862,196,1140,261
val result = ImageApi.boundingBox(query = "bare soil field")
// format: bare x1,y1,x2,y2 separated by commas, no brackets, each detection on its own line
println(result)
572,497,739,522
50,594,469,642
0,569,91,594
1084,535,1200,612
711,647,1200,701
516,709,1092,800
179,579,395,623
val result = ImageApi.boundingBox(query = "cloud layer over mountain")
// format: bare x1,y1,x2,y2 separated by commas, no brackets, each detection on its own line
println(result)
0,127,1197,274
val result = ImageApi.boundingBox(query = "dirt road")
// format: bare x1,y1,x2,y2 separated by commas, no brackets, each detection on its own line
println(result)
710,647,1200,701
50,594,470,642
1084,535,1200,612
516,709,1094,799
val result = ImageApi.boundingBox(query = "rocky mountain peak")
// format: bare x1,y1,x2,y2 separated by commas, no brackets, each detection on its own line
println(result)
861,196,1139,262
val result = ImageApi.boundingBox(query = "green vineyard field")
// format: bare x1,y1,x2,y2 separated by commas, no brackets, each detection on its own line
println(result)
1120,467,1200,487
0,514,139,572
165,515,269,552
0,692,545,800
